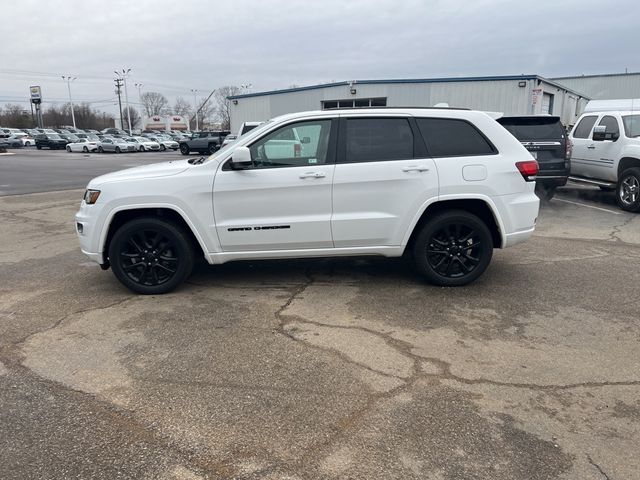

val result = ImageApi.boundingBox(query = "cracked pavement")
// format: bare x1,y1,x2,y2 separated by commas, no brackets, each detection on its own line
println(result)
1,184,639,479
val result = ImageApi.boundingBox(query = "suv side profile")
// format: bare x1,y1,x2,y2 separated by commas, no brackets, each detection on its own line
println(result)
76,108,540,294
570,111,640,211
179,131,230,155
497,115,571,201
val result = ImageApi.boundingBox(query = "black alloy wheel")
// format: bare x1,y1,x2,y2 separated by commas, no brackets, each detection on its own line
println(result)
535,183,557,201
115,146,121,153
66,145,71,152
109,218,194,294
207,143,217,154
180,144,190,155
413,210,493,286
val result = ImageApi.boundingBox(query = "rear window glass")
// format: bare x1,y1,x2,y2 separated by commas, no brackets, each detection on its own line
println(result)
623,115,640,138
572,115,598,138
416,118,495,157
498,117,564,140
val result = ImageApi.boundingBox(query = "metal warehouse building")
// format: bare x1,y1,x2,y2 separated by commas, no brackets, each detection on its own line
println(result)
552,72,640,100
228,75,590,132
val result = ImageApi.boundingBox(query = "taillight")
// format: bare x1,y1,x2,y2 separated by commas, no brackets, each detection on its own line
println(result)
294,143,301,157
565,139,572,161
516,160,539,182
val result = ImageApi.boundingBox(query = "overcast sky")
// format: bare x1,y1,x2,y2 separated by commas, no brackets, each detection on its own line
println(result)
2,0,638,116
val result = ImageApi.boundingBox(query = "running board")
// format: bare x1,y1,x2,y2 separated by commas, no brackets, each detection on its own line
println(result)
568,176,616,188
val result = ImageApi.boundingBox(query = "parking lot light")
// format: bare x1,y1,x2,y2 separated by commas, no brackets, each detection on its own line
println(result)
62,76,77,129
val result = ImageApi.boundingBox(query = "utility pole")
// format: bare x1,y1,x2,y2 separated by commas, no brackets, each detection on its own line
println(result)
190,89,199,131
115,69,132,134
114,78,124,130
62,75,78,128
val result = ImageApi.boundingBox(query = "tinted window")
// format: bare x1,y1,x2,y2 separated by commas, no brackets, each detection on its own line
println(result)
498,117,564,140
597,116,619,137
416,118,495,157
250,119,332,168
344,118,413,163
572,115,597,138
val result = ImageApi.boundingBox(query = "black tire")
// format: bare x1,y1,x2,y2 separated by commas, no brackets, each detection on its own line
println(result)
207,143,217,154
66,145,71,152
412,210,493,286
535,183,557,201
82,146,89,153
616,167,640,212
140,146,145,152
36,145,42,150
98,146,104,153
160,144,166,151
180,144,190,155
108,217,194,294
115,146,121,153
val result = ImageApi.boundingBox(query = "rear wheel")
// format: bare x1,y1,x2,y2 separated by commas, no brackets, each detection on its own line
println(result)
535,183,557,201
82,146,88,153
115,146,121,153
108,217,194,294
412,210,493,286
180,144,190,155
160,144,166,151
98,146,104,153
207,143,217,154
616,168,640,212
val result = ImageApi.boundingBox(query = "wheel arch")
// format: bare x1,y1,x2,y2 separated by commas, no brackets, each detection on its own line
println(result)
101,206,207,265
403,197,504,252
618,157,640,177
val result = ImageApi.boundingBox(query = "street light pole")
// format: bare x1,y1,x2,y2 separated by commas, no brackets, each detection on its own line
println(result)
62,75,77,128
191,89,199,131
115,69,132,134
134,83,144,131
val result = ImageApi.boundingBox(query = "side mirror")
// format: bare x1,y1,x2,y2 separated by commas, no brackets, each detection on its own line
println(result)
301,136,311,144
592,125,619,142
230,146,252,169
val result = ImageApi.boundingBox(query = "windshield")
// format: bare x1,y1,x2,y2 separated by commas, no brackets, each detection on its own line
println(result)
622,115,640,137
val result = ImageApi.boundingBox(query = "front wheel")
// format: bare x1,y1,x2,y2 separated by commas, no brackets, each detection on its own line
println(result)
98,146,104,153
108,218,194,294
180,144,190,155
616,168,640,212
115,146,121,153
66,146,71,152
412,210,493,286
160,144,166,151
207,143,217,154
36,145,42,150
140,146,145,152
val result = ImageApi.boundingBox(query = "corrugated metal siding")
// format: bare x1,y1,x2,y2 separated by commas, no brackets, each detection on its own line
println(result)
230,79,587,131
552,74,640,100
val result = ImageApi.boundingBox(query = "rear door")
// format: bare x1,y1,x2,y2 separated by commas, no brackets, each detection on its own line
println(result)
331,116,438,247
214,118,337,251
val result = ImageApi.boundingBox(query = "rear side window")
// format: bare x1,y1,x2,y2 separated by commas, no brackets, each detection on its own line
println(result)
344,118,413,163
416,118,495,157
572,115,597,138
497,117,564,140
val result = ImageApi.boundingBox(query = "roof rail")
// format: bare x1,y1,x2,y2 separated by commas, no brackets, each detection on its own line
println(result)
326,106,471,111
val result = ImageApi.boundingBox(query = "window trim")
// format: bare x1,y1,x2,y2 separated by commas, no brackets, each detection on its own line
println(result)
416,117,498,158
222,118,338,171
336,116,422,164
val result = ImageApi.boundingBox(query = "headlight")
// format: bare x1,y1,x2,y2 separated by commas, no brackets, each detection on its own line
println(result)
83,189,101,204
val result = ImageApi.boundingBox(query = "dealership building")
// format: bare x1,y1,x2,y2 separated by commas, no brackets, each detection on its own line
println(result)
228,74,591,132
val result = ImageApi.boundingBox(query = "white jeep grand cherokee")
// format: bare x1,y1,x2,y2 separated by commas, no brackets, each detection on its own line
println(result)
76,108,540,294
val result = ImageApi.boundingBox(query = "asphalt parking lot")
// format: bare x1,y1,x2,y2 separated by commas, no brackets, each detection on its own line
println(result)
0,156,639,479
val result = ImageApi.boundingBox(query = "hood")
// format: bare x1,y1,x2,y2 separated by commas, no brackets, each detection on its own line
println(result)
89,159,191,186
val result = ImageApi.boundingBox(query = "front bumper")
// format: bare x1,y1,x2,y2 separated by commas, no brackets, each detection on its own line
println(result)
75,203,104,264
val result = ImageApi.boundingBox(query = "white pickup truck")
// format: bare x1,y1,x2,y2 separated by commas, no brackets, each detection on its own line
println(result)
569,110,640,211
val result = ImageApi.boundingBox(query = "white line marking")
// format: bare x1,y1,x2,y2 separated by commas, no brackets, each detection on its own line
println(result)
553,197,622,215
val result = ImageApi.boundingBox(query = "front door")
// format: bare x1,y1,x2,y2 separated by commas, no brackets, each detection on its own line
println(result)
213,118,337,252
587,115,623,182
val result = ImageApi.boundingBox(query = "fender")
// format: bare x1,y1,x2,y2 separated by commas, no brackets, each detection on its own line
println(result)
400,193,507,248
97,203,212,264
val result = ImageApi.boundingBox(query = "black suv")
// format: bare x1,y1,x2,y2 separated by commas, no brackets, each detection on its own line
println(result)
35,134,69,150
497,116,571,200
179,131,230,155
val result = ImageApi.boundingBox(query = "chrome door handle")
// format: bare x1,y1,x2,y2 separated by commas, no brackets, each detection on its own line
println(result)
402,166,430,172
299,172,325,179
587,145,596,149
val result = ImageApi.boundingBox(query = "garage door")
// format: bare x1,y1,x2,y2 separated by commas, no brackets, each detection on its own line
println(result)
541,93,554,114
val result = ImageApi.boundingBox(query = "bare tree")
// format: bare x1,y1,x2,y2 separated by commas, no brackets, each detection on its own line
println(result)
173,96,192,117
122,106,141,130
140,92,169,116
214,86,242,130
0,104,32,128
